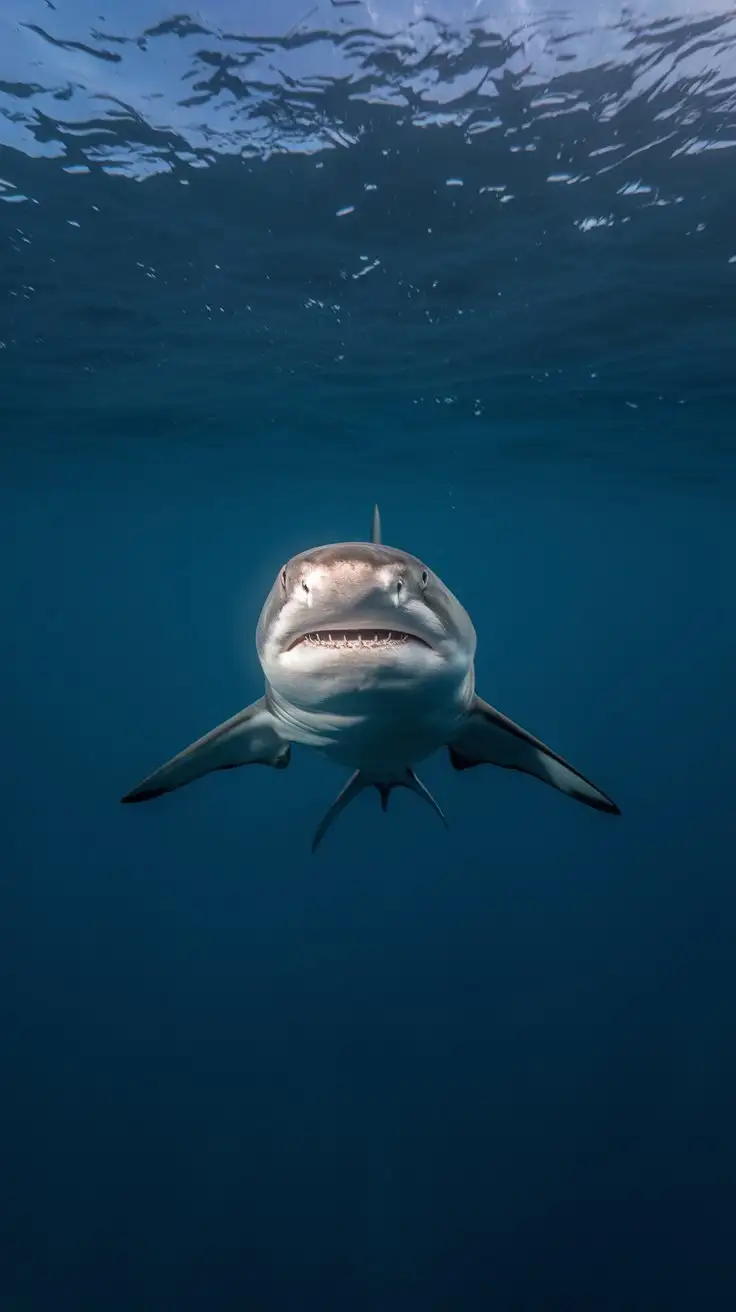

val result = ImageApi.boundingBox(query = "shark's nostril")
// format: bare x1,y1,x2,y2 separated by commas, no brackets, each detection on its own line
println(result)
302,581,310,594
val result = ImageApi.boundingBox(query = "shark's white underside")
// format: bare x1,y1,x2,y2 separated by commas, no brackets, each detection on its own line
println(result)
122,507,620,850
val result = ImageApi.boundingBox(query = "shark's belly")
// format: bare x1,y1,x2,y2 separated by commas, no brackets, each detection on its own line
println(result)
267,683,468,774
319,713,451,771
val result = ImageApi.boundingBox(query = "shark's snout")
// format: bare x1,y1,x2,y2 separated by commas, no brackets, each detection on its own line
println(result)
271,548,447,658
254,538,476,718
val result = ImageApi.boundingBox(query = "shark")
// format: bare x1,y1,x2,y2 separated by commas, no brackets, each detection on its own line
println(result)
121,506,620,849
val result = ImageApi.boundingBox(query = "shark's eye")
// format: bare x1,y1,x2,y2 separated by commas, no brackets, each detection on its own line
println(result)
302,580,310,594
280,568,287,592
420,569,429,589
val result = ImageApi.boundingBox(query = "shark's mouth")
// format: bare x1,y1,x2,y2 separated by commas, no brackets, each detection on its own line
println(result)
288,628,432,652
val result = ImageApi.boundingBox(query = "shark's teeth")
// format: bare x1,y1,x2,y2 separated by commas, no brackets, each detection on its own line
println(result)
289,629,430,651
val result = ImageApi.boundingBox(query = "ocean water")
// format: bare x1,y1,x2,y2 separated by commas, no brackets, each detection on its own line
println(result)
3,1,736,1308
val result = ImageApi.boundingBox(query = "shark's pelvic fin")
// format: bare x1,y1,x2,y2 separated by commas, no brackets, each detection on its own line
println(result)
447,695,620,815
311,770,365,853
121,697,290,803
312,767,447,853
371,504,382,545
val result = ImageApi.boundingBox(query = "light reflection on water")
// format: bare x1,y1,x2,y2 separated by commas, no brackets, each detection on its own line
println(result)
0,1,735,464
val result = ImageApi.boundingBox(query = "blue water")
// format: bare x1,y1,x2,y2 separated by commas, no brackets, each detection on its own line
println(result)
3,2,736,1308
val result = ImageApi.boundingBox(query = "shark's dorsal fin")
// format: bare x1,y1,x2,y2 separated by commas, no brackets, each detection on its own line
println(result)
371,504,382,545
311,768,447,853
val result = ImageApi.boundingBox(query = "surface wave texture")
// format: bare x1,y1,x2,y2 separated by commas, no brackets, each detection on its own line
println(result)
3,3,736,1311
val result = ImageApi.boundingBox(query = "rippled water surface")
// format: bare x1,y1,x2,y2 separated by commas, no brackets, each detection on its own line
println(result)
2,0,736,463
3,4,736,1311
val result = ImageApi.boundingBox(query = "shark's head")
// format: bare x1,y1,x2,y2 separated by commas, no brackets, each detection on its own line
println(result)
256,539,476,711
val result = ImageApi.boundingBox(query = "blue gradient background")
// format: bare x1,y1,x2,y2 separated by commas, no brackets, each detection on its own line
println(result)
3,2,736,1308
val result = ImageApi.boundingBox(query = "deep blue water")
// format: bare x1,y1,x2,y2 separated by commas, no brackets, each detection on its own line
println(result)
3,2,736,1308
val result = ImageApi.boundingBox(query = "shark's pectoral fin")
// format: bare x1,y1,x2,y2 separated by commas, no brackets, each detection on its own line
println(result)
121,697,290,804
312,768,447,853
448,695,620,815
